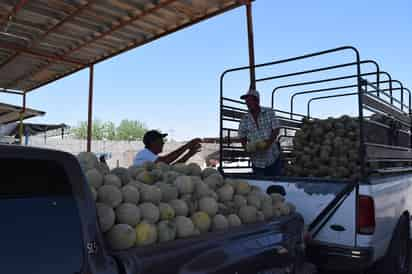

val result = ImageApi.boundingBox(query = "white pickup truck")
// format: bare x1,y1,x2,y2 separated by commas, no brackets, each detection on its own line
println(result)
219,46,412,274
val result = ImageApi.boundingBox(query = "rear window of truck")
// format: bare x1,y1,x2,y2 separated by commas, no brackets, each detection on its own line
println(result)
0,158,85,274
0,159,72,197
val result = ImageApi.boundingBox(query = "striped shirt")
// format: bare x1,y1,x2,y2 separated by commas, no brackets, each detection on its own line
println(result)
238,107,280,168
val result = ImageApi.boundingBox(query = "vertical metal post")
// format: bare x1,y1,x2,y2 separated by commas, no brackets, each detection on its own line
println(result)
357,65,365,180
246,1,256,90
87,65,94,152
18,92,26,144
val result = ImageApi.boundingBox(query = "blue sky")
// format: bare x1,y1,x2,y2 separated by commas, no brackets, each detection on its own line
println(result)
2,0,411,140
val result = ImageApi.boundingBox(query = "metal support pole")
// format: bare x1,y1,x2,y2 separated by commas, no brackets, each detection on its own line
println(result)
18,92,26,144
246,1,256,90
87,65,94,152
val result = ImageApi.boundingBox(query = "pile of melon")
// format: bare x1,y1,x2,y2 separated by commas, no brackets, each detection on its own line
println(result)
78,152,296,251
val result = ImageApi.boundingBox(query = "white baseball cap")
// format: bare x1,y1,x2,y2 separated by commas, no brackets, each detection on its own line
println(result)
240,88,260,100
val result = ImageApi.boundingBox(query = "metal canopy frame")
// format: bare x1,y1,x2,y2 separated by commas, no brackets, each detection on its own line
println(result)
0,0,258,151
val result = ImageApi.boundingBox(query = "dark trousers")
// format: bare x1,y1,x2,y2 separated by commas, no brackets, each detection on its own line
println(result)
253,158,282,177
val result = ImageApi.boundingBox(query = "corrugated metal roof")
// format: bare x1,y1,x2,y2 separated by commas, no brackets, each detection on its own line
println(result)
0,0,246,92
0,102,45,124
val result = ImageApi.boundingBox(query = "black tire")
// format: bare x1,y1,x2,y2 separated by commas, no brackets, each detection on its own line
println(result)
371,215,410,274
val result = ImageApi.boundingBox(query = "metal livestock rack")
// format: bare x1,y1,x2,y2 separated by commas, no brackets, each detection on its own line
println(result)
218,46,412,180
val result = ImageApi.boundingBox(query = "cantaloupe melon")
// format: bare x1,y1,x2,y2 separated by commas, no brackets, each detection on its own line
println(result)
139,202,160,224
201,167,219,179
104,174,122,188
159,203,176,221
233,195,247,208
169,199,189,217
175,216,195,238
135,222,157,246
121,185,140,204
140,185,162,204
128,166,145,180
98,185,122,208
191,211,211,233
247,194,262,209
155,162,171,173
187,163,202,176
174,176,194,195
157,182,178,202
157,221,176,242
172,163,189,175
86,168,103,189
238,205,257,224
115,203,141,226
199,197,218,216
90,186,97,201
212,214,229,231
227,214,242,227
96,203,115,233
106,224,136,250
193,181,210,199
78,152,98,171
111,167,131,186
217,184,234,202
136,171,155,185
203,173,224,190
234,180,251,195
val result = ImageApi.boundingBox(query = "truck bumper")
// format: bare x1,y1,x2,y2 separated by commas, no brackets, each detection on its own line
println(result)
306,241,374,272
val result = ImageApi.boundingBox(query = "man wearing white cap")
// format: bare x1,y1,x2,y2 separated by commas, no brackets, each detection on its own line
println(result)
238,89,282,177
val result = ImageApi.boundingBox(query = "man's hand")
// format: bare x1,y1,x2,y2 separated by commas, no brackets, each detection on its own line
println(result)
189,142,202,153
186,138,202,149
175,142,201,164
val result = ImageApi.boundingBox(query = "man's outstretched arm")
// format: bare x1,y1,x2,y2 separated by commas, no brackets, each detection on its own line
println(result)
173,143,201,164
156,138,201,164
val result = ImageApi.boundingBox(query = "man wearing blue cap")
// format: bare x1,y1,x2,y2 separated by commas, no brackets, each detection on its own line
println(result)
238,88,282,176
133,130,201,167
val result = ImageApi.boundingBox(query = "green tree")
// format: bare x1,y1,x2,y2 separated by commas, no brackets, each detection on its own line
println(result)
72,119,106,140
92,119,105,140
116,119,147,141
72,121,87,139
102,121,116,140
72,119,147,141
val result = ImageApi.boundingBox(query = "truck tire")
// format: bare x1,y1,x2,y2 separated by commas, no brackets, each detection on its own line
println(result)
371,215,410,274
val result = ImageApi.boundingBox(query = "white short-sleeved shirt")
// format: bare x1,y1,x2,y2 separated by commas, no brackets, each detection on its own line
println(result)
238,107,280,168
133,148,158,167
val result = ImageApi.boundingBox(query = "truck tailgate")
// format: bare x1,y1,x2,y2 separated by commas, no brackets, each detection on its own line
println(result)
245,179,357,246
111,214,303,274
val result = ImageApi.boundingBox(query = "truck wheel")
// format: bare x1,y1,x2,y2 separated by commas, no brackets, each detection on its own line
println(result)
372,215,410,274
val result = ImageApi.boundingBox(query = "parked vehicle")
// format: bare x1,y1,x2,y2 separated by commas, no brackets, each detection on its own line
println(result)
0,144,306,274
219,46,412,273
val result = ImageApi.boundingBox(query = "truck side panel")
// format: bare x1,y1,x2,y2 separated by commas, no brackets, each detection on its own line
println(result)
245,179,356,246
